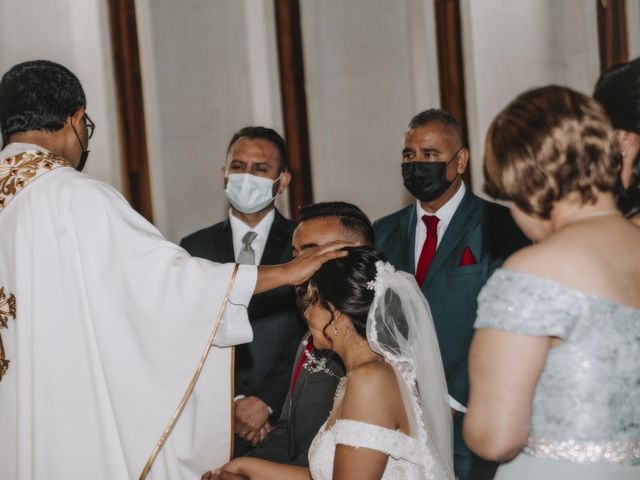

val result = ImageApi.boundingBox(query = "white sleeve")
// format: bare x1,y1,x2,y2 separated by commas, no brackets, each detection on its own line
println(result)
67,177,258,376
448,395,467,413
213,264,257,347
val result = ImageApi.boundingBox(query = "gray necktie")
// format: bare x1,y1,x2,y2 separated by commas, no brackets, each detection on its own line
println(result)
237,231,258,265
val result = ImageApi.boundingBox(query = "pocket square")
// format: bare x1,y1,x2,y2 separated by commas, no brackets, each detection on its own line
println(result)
459,247,477,266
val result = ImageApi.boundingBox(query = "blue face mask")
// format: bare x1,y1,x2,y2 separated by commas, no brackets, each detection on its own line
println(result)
224,173,281,214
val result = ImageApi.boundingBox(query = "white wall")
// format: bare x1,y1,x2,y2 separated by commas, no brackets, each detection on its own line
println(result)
0,0,122,191
461,0,600,193
136,0,284,243
2,1,611,240
627,0,640,60
300,0,440,222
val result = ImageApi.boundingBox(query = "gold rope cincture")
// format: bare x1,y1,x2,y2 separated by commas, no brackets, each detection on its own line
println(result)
139,263,240,479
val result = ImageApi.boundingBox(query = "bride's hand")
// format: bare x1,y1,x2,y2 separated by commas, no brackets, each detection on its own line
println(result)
202,458,251,480
202,469,248,480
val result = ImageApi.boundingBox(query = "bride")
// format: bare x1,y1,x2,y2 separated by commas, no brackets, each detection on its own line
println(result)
204,246,454,480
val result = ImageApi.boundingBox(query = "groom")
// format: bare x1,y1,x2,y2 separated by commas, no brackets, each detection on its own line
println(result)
374,109,528,480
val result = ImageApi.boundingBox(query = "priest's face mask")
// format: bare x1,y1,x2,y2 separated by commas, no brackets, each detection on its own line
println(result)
69,109,95,172
222,136,291,214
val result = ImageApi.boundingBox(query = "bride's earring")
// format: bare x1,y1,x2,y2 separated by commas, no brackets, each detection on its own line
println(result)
331,321,338,336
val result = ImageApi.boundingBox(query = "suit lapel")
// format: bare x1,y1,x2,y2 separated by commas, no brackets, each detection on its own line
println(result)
424,190,482,285
399,205,417,274
285,338,307,419
212,219,235,263
261,210,292,266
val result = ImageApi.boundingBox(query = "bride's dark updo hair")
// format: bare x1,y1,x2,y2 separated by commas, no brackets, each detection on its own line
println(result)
307,246,388,340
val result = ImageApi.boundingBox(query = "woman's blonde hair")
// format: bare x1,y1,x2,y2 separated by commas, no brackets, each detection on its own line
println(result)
484,85,620,218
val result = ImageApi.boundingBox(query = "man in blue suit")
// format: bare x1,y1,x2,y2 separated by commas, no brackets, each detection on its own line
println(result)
181,126,305,458
374,109,528,480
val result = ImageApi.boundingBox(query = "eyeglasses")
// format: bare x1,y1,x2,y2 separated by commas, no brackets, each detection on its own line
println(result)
84,113,95,140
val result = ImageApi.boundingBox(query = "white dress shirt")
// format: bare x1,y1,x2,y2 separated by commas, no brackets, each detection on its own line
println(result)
229,207,275,265
229,208,275,411
414,182,466,269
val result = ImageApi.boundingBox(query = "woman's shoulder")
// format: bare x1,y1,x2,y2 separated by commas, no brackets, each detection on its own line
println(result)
502,218,640,305
341,360,401,427
502,237,579,281
348,360,396,393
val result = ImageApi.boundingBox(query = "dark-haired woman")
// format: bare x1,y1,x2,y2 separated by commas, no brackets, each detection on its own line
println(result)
594,57,640,226
464,86,640,479
204,247,455,480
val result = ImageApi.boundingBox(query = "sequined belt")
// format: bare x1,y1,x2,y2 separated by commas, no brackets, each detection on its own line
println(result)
524,437,640,465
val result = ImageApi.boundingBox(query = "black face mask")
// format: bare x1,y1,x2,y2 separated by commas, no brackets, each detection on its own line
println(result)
402,149,462,202
76,149,90,172
71,123,90,172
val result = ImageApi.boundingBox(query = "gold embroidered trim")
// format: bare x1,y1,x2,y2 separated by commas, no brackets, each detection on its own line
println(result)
0,287,17,381
0,150,71,212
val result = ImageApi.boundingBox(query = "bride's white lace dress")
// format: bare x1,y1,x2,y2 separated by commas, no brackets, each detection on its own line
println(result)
305,263,455,480
308,418,427,480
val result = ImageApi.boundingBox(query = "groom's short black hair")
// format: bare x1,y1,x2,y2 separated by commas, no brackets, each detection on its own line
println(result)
298,201,374,245
0,60,86,144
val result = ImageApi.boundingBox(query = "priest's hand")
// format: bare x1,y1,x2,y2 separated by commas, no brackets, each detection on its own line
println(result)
235,396,270,441
255,241,352,293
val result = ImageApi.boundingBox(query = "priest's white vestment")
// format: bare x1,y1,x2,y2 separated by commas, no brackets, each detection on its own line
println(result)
0,144,257,479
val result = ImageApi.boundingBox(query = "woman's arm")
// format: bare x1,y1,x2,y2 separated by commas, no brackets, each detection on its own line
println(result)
332,445,388,480
210,457,310,480
463,328,550,462
331,364,402,480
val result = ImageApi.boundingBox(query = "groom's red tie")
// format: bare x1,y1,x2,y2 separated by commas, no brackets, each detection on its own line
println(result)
415,215,439,286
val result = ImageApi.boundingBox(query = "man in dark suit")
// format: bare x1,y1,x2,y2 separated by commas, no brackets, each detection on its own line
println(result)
374,109,528,480
180,126,305,457
245,202,374,466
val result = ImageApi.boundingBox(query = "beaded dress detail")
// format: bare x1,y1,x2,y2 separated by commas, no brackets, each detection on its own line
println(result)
475,268,640,478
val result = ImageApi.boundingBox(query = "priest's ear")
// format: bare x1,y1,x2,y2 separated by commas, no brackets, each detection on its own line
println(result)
68,107,86,129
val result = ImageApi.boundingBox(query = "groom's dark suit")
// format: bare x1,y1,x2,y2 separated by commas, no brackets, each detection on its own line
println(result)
374,188,528,478
247,335,345,465
180,210,305,455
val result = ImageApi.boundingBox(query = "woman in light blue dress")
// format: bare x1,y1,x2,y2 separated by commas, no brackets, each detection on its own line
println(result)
464,86,640,479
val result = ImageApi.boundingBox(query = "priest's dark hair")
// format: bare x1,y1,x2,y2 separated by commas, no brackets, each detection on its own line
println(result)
298,201,374,245
0,60,86,145
226,126,288,172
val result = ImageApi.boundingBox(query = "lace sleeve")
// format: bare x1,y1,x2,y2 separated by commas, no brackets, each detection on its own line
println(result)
331,419,422,463
475,269,580,339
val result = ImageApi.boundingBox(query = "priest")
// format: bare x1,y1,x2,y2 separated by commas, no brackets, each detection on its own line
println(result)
0,60,345,480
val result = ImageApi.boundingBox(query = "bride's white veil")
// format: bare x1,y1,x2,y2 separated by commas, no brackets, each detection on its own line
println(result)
366,261,455,480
